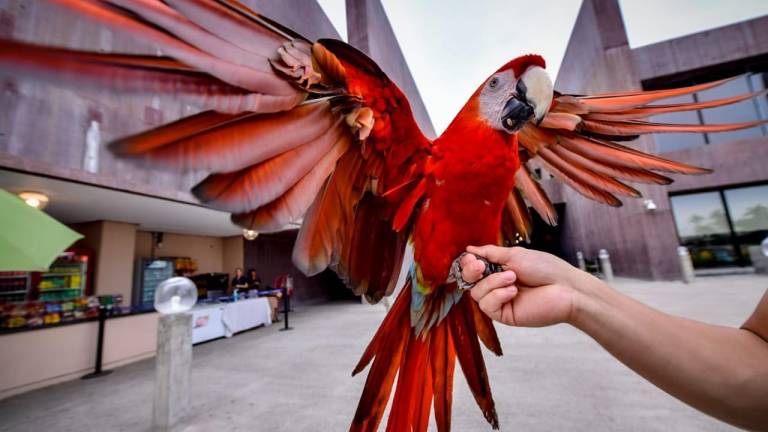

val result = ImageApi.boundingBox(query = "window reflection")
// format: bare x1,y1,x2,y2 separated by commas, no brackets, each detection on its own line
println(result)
725,185,768,234
650,94,705,152
670,192,730,238
670,184,768,268
670,192,736,268
650,72,768,154
698,76,762,144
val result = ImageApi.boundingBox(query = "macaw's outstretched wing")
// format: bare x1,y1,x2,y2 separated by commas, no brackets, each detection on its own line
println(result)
504,77,768,241
0,0,431,302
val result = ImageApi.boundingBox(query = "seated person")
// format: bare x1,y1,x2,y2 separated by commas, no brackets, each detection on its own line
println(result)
247,268,262,290
230,267,248,295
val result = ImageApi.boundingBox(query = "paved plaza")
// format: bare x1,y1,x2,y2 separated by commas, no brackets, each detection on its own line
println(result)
1,275,766,431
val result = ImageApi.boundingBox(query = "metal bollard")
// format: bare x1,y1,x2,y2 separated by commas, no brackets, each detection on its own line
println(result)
677,246,695,284
598,249,614,282
576,251,586,271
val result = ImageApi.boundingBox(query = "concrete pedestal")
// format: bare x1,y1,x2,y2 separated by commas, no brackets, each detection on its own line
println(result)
598,249,614,282
152,313,192,432
748,245,768,274
576,251,586,271
677,246,696,283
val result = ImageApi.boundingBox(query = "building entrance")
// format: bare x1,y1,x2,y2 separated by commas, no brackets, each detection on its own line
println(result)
670,184,768,268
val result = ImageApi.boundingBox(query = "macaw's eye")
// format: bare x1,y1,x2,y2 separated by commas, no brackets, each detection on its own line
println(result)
489,77,499,89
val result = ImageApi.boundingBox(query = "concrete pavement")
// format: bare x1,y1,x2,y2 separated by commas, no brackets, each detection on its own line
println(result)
0,274,765,431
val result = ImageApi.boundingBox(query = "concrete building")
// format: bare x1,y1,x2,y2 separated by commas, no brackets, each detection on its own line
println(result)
545,0,768,278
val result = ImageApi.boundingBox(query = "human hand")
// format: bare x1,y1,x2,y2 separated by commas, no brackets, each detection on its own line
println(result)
461,245,596,327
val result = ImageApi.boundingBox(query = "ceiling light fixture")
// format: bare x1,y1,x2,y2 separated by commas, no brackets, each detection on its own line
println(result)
243,229,259,241
18,191,49,209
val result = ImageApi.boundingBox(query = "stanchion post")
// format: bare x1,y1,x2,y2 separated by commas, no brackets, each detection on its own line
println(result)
598,249,614,282
576,251,586,271
280,275,294,331
280,289,293,331
678,246,695,284
82,305,113,379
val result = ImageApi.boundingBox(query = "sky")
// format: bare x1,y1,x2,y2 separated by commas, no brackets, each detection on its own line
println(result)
317,0,768,135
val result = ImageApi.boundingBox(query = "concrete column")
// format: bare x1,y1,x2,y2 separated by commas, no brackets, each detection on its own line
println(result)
598,249,614,282
677,246,695,283
152,313,192,432
70,220,137,304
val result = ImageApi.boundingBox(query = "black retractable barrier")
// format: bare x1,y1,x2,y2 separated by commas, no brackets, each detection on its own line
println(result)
279,289,293,331
82,306,114,379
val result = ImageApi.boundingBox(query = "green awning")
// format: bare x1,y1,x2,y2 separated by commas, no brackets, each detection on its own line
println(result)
0,188,82,271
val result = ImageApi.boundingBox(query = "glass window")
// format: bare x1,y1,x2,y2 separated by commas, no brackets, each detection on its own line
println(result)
724,184,768,263
749,73,768,133
670,192,730,239
650,94,706,153
670,192,737,268
698,75,763,144
724,184,768,235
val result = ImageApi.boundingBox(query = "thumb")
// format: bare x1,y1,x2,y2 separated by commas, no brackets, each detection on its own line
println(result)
467,244,523,266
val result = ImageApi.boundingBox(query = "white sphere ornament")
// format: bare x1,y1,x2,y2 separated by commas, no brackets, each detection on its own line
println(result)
154,277,197,314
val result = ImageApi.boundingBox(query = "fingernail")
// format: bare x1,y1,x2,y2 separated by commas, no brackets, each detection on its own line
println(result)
507,286,518,295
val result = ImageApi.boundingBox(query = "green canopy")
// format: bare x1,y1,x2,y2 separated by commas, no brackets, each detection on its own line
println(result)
0,188,82,271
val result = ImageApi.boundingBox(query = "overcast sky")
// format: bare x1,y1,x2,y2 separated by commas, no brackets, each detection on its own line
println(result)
317,0,768,135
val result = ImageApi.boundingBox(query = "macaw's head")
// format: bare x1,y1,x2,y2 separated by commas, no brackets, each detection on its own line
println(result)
475,54,553,133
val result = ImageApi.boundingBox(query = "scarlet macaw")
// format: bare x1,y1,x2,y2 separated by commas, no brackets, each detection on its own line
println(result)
2,1,765,431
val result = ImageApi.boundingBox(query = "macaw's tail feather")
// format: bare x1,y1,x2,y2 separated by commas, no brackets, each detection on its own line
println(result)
350,284,500,432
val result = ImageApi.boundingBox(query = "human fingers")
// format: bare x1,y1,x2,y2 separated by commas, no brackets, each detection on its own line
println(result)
460,254,486,283
466,245,514,265
477,285,519,324
469,271,517,303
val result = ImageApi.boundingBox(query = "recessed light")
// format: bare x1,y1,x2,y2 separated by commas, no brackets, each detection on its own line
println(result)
18,191,49,209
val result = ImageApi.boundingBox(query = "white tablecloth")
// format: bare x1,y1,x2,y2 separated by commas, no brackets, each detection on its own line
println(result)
221,297,272,337
191,304,226,344
191,297,271,343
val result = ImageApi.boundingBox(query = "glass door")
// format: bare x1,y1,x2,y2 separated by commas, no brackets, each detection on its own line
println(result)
723,184,768,262
670,184,768,268
670,192,738,268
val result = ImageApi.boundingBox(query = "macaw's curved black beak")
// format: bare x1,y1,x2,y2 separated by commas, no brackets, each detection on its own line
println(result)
501,97,534,133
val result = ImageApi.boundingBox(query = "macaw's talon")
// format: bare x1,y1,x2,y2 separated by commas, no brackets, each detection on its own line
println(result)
449,252,503,291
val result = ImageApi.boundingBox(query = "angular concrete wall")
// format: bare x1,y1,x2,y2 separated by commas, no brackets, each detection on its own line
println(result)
633,15,768,81
554,0,682,279
346,0,436,138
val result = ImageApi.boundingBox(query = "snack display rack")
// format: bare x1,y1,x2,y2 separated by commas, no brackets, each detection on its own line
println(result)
0,294,124,330
0,272,31,302
38,252,89,301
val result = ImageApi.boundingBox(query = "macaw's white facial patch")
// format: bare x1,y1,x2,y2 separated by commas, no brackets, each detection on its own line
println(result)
519,66,553,122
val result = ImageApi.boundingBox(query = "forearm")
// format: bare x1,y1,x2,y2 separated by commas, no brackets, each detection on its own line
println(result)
571,275,768,430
